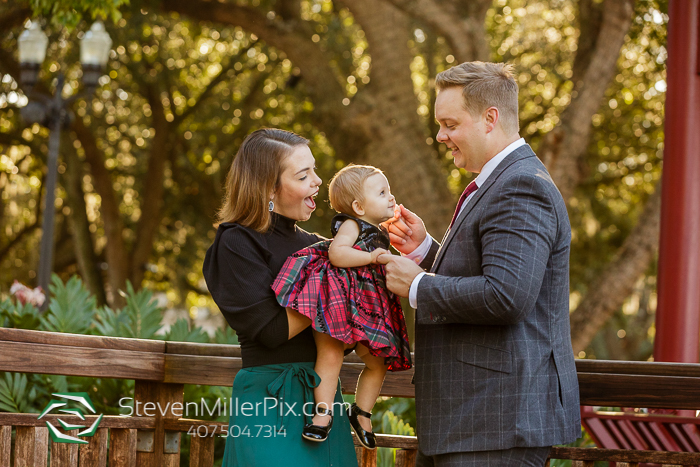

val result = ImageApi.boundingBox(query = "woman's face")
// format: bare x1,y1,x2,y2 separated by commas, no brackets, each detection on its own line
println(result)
273,145,322,221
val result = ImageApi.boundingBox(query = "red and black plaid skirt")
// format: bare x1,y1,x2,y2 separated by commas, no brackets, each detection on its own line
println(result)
272,240,412,372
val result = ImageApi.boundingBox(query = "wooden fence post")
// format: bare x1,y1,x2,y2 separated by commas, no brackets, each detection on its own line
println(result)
13,426,48,467
1,426,11,467
134,381,184,467
49,428,78,467
189,435,216,467
395,448,417,467
78,426,108,466
356,447,377,467
108,428,137,467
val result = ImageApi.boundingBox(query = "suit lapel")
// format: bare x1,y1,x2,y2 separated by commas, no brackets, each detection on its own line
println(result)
431,145,536,272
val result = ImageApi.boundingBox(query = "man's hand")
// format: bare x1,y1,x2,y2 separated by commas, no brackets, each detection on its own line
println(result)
375,254,423,298
382,205,427,255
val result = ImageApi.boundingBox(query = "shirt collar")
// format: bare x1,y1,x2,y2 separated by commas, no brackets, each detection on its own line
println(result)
473,137,526,188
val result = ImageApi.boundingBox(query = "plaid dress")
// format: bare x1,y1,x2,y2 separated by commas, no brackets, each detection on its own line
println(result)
272,214,412,372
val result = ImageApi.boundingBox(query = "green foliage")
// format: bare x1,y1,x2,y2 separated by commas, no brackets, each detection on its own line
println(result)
40,274,95,334
165,318,210,343
213,325,239,345
27,0,129,29
0,372,37,413
119,281,163,339
376,410,415,467
0,297,42,330
372,396,415,430
0,275,238,419
94,304,133,337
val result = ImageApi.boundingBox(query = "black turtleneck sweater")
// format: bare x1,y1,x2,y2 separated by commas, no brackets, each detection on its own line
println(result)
202,212,323,367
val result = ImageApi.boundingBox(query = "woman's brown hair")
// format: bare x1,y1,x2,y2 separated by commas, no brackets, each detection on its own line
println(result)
215,128,309,232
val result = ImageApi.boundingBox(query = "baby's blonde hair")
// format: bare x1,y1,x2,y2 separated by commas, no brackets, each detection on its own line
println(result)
328,164,384,216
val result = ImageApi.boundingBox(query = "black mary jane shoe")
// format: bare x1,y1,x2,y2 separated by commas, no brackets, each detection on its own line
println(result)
302,405,334,442
348,403,376,450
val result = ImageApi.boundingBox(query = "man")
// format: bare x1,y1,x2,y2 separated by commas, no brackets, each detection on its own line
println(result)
378,62,581,466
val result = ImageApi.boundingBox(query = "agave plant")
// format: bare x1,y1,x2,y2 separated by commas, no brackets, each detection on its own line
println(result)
0,373,37,413
40,275,96,334
1,274,239,420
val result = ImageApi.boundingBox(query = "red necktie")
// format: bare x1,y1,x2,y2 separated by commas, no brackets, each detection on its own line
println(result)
449,181,478,229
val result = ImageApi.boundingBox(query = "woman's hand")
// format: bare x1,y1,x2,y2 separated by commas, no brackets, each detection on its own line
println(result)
383,205,427,255
370,248,389,264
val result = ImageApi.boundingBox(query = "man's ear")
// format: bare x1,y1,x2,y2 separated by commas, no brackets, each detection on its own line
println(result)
484,107,499,133
352,200,365,216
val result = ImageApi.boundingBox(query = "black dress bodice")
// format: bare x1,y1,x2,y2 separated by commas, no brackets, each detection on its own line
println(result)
330,213,391,251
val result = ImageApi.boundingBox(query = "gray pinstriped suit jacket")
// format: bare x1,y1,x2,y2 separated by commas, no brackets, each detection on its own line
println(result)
413,144,581,456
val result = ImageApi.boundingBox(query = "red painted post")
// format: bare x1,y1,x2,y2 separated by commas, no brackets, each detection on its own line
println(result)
654,0,700,364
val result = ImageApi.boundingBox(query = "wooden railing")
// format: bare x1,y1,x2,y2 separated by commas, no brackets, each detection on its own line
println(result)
1,327,700,466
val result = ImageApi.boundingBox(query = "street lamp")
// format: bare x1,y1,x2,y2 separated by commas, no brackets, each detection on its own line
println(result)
18,20,112,310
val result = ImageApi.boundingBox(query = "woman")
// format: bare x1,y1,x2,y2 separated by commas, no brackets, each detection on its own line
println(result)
203,128,358,466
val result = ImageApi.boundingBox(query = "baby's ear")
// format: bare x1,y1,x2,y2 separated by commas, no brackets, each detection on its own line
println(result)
351,200,365,216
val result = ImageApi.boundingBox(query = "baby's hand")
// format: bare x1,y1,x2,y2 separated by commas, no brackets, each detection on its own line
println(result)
370,248,390,264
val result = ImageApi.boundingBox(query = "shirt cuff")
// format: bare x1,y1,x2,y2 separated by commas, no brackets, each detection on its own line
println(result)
409,272,426,309
403,234,433,264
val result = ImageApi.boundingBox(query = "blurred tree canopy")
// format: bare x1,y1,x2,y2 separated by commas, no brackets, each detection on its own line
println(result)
0,0,667,360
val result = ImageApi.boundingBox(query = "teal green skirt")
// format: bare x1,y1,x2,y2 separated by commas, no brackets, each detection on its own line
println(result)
222,362,358,467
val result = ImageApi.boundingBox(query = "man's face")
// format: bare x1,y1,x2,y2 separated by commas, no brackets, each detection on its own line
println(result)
435,87,487,173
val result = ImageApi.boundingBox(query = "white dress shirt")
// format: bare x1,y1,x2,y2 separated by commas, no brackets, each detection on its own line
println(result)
406,138,527,308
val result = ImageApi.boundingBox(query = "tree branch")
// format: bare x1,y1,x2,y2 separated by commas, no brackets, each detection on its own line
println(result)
162,0,346,120
171,43,256,127
332,0,455,232
0,217,41,265
381,0,491,62
71,115,129,306
0,6,31,34
538,0,635,202
569,186,662,353
129,79,170,286
0,6,32,78
277,0,302,22
0,176,43,264
63,144,107,305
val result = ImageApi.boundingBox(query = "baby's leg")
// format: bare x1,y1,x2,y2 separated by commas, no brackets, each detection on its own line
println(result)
354,344,389,432
311,331,352,426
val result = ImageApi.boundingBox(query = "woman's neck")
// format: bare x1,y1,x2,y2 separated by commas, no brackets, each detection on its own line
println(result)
270,211,297,232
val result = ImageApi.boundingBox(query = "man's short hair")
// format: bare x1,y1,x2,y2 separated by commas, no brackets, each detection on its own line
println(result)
436,62,519,135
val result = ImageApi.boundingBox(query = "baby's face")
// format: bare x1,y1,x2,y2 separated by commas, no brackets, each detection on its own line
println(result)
357,173,396,225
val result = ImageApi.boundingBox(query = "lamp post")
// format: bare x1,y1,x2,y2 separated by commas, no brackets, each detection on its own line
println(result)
18,21,112,311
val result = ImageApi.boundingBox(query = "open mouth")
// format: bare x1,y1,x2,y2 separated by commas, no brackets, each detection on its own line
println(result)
304,191,318,210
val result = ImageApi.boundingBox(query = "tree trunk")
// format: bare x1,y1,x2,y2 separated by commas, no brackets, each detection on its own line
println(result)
129,84,170,287
338,0,453,233
163,0,454,233
63,146,107,305
539,0,636,202
383,0,491,63
569,187,662,353
71,119,128,307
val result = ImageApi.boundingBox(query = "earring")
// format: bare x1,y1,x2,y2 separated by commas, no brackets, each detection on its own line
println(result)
269,200,274,211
